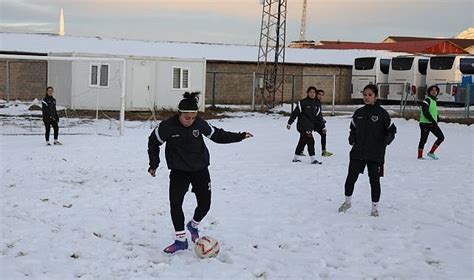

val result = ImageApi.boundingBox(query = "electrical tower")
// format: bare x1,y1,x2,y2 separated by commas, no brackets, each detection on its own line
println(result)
256,0,288,109
299,0,307,41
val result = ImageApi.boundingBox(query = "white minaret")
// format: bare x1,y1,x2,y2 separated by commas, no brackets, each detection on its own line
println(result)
59,8,65,36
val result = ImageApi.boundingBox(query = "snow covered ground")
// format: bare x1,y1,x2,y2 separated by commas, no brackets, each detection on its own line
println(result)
1,112,473,279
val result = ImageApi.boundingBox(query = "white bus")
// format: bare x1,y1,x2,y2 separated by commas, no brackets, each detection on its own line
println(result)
387,55,429,101
351,57,391,100
426,55,473,103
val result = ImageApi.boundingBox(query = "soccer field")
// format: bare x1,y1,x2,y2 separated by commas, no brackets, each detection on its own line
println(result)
1,112,473,279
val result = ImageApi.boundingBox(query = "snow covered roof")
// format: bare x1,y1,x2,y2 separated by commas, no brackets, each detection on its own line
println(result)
0,32,405,66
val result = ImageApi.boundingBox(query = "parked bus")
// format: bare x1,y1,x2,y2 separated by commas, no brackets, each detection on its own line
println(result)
426,55,473,103
387,55,429,102
351,57,391,100
459,57,474,105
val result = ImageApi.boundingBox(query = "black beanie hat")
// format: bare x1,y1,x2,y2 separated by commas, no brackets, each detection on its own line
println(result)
178,92,200,112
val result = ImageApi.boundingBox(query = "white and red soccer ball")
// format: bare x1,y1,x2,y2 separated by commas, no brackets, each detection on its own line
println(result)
194,236,220,258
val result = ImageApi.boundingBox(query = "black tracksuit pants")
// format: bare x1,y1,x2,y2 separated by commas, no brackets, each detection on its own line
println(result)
169,168,211,232
344,159,383,203
44,120,59,142
418,123,445,149
294,131,315,156
314,128,327,151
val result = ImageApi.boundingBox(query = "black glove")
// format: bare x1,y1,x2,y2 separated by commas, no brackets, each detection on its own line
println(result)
240,132,254,139
148,166,158,177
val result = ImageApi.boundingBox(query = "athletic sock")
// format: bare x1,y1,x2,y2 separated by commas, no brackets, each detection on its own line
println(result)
418,149,423,159
372,202,378,211
190,219,199,229
175,231,186,242
429,144,439,154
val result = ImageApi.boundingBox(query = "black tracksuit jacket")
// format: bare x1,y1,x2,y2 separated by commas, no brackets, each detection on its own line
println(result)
348,103,397,163
148,115,245,172
288,97,324,132
42,96,59,122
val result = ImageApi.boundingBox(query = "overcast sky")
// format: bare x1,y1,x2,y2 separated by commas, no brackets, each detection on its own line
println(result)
0,0,472,44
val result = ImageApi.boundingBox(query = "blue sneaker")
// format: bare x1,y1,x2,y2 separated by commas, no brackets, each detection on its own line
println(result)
186,221,199,243
163,239,188,254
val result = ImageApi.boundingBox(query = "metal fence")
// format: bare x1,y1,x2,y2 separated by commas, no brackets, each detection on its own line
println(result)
205,71,472,118
205,72,350,112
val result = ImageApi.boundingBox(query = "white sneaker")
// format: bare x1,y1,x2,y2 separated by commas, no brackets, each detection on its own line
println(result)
338,201,351,213
292,155,301,162
370,209,379,217
46,142,51,146
54,140,62,145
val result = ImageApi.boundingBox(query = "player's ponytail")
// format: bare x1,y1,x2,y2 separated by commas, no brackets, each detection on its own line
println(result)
178,91,200,112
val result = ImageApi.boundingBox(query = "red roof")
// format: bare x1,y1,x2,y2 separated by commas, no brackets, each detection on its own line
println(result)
384,36,474,49
312,40,468,54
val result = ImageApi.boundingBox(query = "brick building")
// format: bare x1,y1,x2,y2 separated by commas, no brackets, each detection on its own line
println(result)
0,52,47,101
206,61,352,105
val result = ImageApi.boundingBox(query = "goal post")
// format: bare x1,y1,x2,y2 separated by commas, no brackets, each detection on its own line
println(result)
0,54,126,136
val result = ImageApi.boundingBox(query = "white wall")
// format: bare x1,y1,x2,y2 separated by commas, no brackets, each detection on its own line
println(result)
126,59,156,110
48,55,206,111
48,60,72,107
70,60,123,110
155,58,206,111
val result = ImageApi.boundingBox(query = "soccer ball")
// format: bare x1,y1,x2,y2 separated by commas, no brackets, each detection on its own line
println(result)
194,236,220,258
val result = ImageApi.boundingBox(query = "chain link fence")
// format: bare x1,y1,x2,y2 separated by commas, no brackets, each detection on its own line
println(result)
205,72,350,112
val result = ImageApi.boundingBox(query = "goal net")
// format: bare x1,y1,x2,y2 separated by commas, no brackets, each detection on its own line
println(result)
0,54,126,137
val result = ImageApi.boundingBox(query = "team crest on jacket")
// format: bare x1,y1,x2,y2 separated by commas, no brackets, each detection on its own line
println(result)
371,116,379,122
193,129,200,137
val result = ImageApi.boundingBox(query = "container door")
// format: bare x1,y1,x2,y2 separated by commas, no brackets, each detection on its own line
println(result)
131,60,154,109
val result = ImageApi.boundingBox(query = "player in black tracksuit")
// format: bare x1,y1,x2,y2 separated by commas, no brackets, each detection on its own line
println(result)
338,84,396,217
287,86,324,164
314,89,333,157
41,86,61,145
147,92,253,254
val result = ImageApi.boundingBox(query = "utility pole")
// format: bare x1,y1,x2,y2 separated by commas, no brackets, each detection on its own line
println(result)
256,0,288,109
